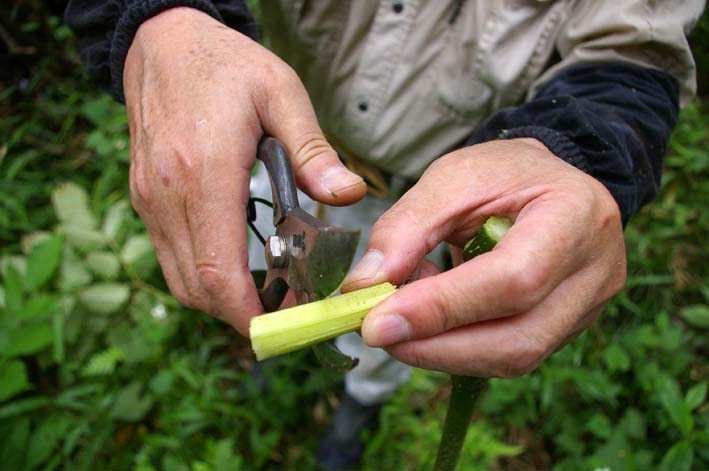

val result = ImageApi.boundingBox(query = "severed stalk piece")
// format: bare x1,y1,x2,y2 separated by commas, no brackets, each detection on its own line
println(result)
250,282,396,361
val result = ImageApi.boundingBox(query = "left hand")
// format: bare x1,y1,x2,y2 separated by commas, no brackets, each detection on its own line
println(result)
341,138,627,377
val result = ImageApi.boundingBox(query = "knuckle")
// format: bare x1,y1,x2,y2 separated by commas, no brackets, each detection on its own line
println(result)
423,153,461,180
273,63,301,89
425,155,449,174
130,164,152,207
496,337,546,378
504,259,548,312
167,282,194,309
168,143,200,177
256,60,301,100
175,276,210,310
196,263,229,294
291,133,336,173
608,251,628,297
397,342,425,369
429,291,454,334
424,279,459,333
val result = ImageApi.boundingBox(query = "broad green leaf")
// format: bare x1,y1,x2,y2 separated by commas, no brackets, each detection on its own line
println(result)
656,375,694,435
654,312,682,351
573,369,620,403
0,360,31,402
587,414,612,439
149,370,174,396
25,235,63,290
679,304,709,328
110,381,154,422
3,264,23,315
213,438,243,471
20,231,51,255
193,461,211,471
695,430,709,444
659,441,694,471
107,322,154,364
55,384,101,409
121,234,154,264
51,182,96,229
86,251,121,280
587,429,630,471
0,396,50,420
620,408,646,440
122,234,158,278
6,323,54,357
102,200,129,240
78,283,130,315
59,245,92,291
603,343,630,372
20,294,59,320
685,381,707,410
1,255,27,279
0,416,30,470
80,94,115,125
85,129,114,156
26,413,74,469
59,225,106,252
53,305,64,364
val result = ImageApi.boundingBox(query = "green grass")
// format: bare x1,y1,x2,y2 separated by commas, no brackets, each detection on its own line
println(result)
0,4,707,470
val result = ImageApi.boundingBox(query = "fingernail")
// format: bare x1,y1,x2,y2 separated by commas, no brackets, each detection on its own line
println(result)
364,314,411,347
343,250,384,285
322,166,364,196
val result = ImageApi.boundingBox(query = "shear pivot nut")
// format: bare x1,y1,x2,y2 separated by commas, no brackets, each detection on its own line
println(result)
265,235,288,269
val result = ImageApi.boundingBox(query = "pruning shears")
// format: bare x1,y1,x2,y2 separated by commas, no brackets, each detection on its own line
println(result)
248,137,361,370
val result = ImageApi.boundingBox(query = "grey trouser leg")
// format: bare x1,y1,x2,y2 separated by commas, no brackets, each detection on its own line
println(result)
249,162,441,405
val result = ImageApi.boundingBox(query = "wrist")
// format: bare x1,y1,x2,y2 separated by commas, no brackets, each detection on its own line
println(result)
111,2,224,102
123,7,218,101
134,7,213,46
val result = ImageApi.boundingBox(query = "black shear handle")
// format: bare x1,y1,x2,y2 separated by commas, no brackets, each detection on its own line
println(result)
257,137,300,226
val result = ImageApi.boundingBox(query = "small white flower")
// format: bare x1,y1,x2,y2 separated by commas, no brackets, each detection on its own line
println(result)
151,303,167,320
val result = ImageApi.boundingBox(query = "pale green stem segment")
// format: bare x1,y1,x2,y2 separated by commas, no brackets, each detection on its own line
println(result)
250,282,396,361
434,216,512,471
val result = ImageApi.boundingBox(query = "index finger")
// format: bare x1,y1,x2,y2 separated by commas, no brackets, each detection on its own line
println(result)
185,145,263,336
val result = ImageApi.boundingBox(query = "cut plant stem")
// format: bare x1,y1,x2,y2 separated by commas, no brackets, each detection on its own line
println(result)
462,215,512,261
434,376,488,471
250,282,396,361
434,215,512,471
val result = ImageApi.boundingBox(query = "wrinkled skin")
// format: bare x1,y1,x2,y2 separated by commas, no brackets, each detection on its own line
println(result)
124,8,627,377
123,8,366,335
342,138,627,377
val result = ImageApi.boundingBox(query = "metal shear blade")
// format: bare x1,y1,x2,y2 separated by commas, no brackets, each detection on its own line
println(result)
253,137,361,370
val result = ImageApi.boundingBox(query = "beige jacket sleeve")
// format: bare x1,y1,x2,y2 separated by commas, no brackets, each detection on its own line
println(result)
531,0,705,106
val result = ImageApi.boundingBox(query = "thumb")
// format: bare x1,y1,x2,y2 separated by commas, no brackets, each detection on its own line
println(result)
341,187,455,291
258,72,366,206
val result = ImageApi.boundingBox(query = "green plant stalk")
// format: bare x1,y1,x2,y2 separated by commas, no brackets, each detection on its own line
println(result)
433,216,512,471
434,376,489,471
250,282,396,360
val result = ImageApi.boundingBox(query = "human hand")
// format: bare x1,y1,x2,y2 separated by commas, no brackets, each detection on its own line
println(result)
341,138,626,377
123,8,366,335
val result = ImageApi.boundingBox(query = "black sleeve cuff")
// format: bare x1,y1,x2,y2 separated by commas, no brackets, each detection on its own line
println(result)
109,0,225,102
498,125,590,174
467,62,680,225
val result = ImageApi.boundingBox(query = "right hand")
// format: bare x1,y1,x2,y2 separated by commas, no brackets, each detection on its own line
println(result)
123,7,366,335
